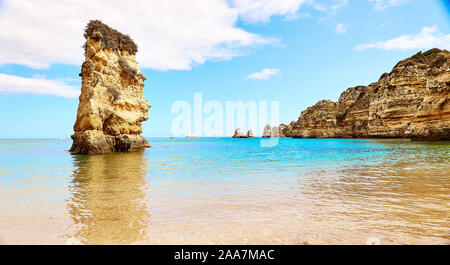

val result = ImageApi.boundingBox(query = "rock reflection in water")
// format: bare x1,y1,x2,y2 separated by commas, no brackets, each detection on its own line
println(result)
68,151,150,244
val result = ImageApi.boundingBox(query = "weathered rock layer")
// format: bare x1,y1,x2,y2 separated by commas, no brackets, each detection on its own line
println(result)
282,48,450,140
70,20,151,154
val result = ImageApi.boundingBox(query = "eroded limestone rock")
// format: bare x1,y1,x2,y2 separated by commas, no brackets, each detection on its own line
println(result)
70,20,151,154
283,48,449,140
369,49,450,140
289,100,340,138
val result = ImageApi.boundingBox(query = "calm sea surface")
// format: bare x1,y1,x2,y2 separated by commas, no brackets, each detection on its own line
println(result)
0,138,449,244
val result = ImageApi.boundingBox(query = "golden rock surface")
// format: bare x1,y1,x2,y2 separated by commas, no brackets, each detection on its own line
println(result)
283,49,449,140
70,21,151,154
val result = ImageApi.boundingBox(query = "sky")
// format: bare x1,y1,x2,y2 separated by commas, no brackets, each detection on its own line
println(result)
0,0,449,138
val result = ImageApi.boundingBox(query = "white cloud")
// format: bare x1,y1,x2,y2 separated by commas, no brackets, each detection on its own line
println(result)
369,0,409,11
245,68,280,80
356,25,450,51
297,12,312,19
331,0,348,11
309,0,347,13
0,0,319,71
231,0,307,23
335,23,347,34
0,73,79,98
310,2,327,12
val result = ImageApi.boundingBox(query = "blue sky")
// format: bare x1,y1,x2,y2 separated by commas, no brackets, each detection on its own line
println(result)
0,0,449,138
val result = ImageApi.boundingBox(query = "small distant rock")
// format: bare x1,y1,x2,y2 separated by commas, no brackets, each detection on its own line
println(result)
262,125,272,138
232,128,248,138
262,124,286,138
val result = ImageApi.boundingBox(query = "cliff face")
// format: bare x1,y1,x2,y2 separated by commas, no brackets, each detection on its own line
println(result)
288,100,339,138
70,20,151,154
369,49,450,140
284,48,450,140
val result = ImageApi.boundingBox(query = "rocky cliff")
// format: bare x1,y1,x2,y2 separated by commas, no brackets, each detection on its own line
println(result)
288,100,340,138
70,20,151,154
283,48,449,140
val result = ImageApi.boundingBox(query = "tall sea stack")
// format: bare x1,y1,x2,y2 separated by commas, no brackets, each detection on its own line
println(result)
70,20,151,154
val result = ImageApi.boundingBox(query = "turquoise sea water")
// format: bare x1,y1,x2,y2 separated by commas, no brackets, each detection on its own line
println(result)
0,138,449,244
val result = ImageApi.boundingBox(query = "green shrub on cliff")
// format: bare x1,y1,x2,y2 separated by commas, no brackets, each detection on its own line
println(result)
423,48,442,56
84,20,138,54
394,48,447,69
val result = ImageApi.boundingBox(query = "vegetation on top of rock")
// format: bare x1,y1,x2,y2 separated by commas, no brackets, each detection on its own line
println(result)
394,48,448,69
410,51,428,64
423,48,443,56
430,55,446,68
379,72,389,80
84,20,138,54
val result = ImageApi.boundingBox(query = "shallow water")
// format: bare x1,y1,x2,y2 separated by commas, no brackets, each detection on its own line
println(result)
0,138,449,244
